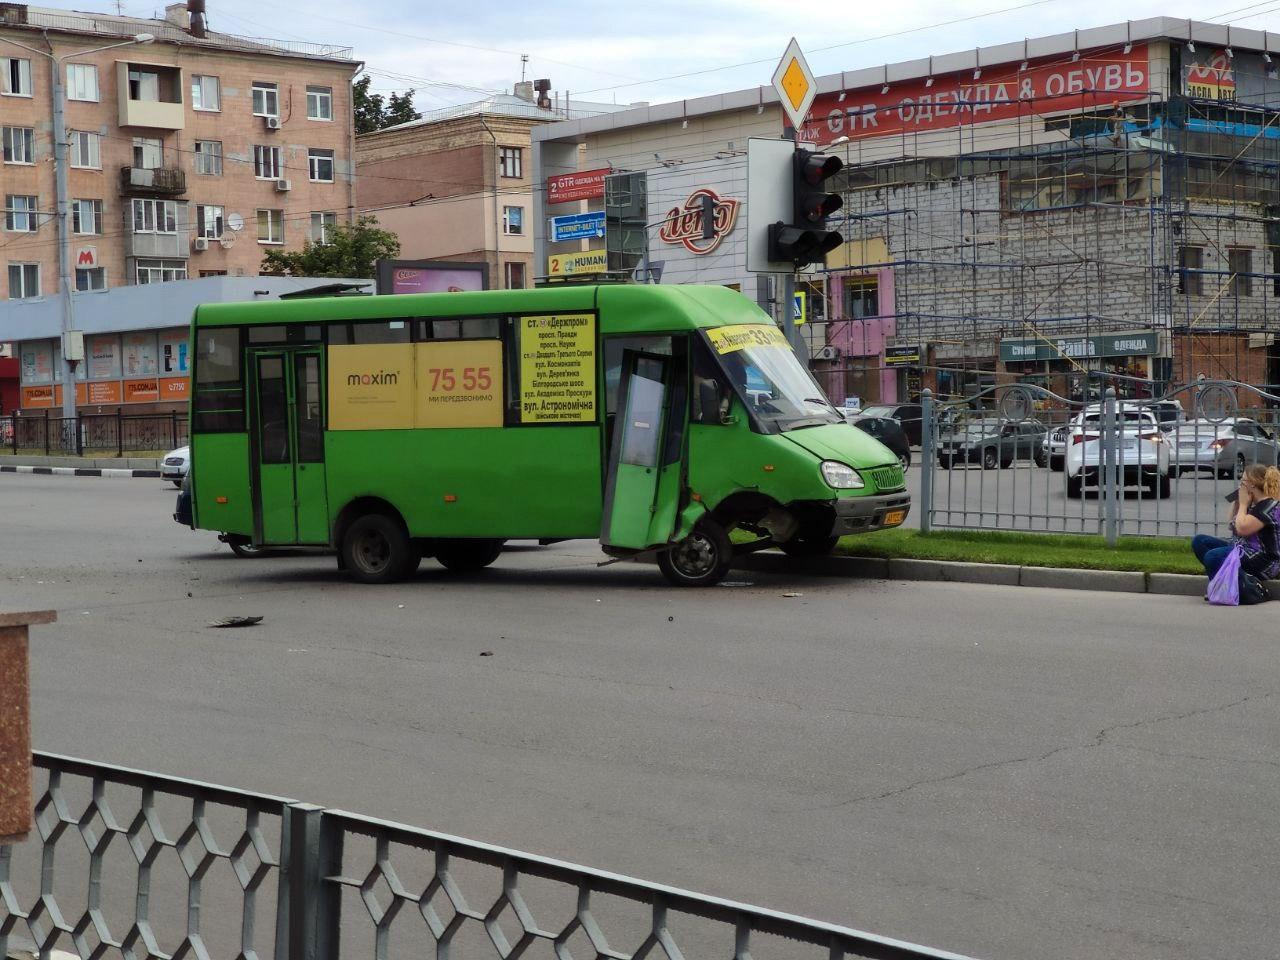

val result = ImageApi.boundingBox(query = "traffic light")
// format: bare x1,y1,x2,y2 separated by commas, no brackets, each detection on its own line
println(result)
767,148,844,267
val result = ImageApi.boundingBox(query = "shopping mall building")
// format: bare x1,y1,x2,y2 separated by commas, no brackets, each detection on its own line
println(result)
534,17,1280,404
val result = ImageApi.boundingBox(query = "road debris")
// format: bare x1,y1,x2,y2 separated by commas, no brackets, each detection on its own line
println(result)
209,616,263,628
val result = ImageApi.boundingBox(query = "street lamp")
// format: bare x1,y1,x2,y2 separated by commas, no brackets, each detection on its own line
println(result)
0,32,154,419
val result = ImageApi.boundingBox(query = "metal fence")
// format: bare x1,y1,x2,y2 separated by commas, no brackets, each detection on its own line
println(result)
0,414,187,457
0,753,972,960
916,378,1280,540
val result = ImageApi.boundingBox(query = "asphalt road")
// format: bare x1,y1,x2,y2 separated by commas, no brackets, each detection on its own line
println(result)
2,473,1278,960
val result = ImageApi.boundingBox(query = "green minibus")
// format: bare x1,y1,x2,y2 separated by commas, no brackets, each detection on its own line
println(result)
178,284,909,586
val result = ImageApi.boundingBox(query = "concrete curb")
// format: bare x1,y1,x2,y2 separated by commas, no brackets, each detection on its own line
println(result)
730,551,1249,598
0,464,163,480
0,454,161,469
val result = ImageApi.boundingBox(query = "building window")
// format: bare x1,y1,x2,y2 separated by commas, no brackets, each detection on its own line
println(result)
252,81,279,118
191,74,220,111
306,85,332,120
502,205,524,235
254,145,283,179
8,263,39,298
845,277,879,318
136,259,187,284
127,67,161,101
310,211,336,242
503,261,526,289
199,270,228,277
70,131,101,169
1229,247,1253,297
257,208,284,244
66,63,99,101
132,198,178,234
132,137,162,169
2,58,32,97
1178,245,1204,296
197,204,224,239
194,140,222,176
2,126,34,164
75,267,106,291
72,199,103,235
499,147,522,178
307,148,334,182
4,195,38,232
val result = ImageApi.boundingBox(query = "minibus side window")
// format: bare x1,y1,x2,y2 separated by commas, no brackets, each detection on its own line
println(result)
192,326,245,432
418,317,502,340
691,336,731,425
328,320,410,344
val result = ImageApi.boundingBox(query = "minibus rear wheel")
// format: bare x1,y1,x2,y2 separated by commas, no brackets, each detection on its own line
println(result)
658,521,733,587
343,513,412,584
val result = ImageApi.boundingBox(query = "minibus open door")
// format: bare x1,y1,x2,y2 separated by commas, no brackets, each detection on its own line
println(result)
601,350,685,551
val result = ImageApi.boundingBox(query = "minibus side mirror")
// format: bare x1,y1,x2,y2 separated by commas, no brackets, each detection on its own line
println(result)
696,378,730,425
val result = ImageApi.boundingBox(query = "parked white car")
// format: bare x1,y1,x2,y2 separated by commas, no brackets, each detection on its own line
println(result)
161,445,189,487
1065,408,1171,498
1041,425,1069,471
1169,418,1280,478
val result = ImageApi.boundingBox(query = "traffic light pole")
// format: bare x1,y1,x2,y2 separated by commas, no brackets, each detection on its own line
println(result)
779,126,802,360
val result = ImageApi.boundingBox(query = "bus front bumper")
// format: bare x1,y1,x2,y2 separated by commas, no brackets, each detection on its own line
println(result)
830,491,911,536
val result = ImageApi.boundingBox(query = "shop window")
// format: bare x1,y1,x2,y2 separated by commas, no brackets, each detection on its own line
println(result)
845,277,878,319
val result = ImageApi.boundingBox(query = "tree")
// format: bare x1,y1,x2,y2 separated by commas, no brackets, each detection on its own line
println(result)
353,75,422,134
260,215,400,279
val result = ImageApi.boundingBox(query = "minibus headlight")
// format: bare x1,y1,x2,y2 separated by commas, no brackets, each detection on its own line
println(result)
821,460,864,489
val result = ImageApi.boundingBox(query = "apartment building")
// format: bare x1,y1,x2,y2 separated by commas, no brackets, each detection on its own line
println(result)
0,1,359,412
357,82,629,291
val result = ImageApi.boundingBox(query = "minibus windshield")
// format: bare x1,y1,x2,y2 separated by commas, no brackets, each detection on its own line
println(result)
704,324,841,431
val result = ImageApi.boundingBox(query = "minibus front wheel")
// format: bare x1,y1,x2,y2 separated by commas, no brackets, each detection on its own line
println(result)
658,521,733,587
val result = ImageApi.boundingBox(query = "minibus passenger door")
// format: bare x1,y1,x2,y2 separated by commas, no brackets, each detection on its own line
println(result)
252,353,297,543
601,351,672,549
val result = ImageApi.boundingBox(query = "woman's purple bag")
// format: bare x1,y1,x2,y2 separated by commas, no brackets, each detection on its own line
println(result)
1207,545,1242,606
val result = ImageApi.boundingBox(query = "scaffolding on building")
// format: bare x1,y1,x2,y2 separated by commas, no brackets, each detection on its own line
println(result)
820,57,1280,411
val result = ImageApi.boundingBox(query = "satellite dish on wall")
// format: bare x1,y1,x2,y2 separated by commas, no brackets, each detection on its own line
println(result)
227,213,244,232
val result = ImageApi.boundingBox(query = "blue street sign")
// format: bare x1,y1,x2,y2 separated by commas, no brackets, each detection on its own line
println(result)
549,211,606,243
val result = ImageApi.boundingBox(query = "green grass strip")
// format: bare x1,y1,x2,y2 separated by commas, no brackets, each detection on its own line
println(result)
835,528,1204,575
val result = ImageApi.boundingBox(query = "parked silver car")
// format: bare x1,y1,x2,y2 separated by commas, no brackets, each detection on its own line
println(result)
161,445,189,487
1169,419,1280,478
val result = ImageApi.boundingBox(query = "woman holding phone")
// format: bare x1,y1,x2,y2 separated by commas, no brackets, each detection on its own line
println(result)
1191,464,1280,590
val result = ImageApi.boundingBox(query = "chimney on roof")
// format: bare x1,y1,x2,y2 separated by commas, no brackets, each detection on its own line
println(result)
513,80,535,103
163,2,189,28
187,0,207,38
534,78,551,110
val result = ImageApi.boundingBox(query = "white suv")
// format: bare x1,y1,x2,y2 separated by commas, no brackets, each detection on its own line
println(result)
1065,408,1171,498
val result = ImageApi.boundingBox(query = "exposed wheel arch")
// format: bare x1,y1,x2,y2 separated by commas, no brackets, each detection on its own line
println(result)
332,496,409,560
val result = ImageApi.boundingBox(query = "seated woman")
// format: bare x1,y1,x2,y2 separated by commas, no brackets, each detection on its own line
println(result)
1192,464,1280,587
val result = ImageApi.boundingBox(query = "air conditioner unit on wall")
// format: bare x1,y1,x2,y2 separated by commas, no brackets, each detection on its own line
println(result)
275,179,291,192
192,236,209,251
815,345,841,361
265,116,282,130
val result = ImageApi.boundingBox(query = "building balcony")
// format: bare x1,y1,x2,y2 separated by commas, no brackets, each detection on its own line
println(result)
116,62,185,130
120,167,186,197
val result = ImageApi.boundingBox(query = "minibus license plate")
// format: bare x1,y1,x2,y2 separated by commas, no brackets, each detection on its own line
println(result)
883,509,906,527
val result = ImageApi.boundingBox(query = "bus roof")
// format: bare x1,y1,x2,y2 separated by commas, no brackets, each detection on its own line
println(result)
192,283,770,335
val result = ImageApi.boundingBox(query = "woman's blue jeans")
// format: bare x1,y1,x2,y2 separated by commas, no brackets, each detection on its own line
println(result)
1192,534,1233,577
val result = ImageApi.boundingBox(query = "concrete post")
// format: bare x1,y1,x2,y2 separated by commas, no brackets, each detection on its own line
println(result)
51,56,77,420
1103,387,1119,546
0,610,56,844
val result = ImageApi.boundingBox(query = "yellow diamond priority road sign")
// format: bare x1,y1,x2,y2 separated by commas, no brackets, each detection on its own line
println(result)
772,37,817,133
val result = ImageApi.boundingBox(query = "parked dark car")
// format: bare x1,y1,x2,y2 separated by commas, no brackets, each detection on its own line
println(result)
851,415,911,468
857,403,923,446
938,418,1047,469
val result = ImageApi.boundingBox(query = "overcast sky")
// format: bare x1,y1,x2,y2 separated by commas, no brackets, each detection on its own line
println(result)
39,0,1280,108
